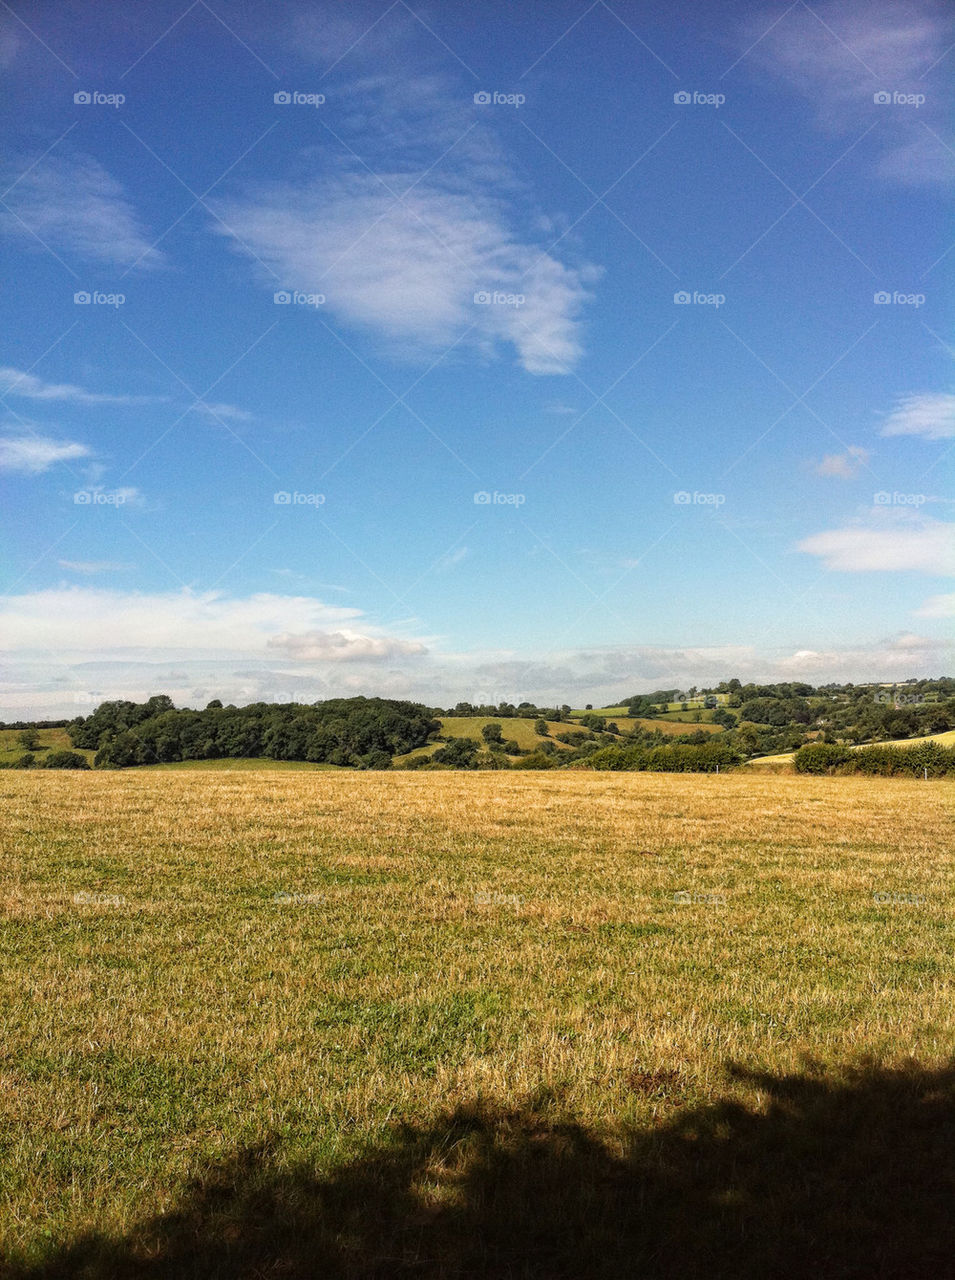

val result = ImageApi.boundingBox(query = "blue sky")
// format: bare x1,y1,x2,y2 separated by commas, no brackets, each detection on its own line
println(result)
1,0,953,716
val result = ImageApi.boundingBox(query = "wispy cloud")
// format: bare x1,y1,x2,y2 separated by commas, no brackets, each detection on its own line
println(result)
798,512,955,573
0,434,89,473
743,0,955,184
215,51,596,375
187,401,254,422
0,366,161,407
879,391,955,439
2,153,163,268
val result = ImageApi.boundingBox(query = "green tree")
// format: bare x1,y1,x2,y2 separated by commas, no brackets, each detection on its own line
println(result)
481,722,503,745
17,728,39,750
534,718,548,736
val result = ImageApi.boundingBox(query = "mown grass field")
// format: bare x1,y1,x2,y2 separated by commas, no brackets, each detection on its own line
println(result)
2,769,954,1277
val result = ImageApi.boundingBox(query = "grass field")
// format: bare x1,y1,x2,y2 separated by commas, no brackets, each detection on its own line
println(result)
2,769,954,1276
749,727,955,767
0,727,95,767
139,757,343,771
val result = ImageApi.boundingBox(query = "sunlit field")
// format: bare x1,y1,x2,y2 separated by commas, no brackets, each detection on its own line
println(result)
3,769,954,1277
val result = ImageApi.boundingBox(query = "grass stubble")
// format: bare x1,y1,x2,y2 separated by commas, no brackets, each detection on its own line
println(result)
0,769,953,1275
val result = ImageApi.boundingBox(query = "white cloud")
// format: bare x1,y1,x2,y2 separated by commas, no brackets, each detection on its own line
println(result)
215,60,595,375
188,401,253,422
2,153,163,268
743,0,955,184
915,592,955,617
0,434,89,473
798,514,955,573
0,366,160,406
814,445,871,477
0,588,359,654
879,391,955,439
217,175,594,375
268,630,427,661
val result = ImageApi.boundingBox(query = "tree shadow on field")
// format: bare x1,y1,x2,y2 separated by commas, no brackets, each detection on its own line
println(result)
12,1061,955,1280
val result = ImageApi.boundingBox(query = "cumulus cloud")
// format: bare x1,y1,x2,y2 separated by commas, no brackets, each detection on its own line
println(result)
0,434,89,473
1,153,163,268
798,514,955,573
814,445,871,477
879,391,955,439
268,630,427,662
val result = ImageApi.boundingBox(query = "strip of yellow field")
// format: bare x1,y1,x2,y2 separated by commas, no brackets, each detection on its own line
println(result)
749,727,955,767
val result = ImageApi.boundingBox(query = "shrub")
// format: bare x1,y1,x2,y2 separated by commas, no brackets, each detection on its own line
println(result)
40,750,91,770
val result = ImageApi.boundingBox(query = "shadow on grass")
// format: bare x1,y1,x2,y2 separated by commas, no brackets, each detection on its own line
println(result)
11,1060,955,1279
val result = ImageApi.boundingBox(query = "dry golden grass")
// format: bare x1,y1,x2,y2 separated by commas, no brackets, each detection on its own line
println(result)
1,768,953,1272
